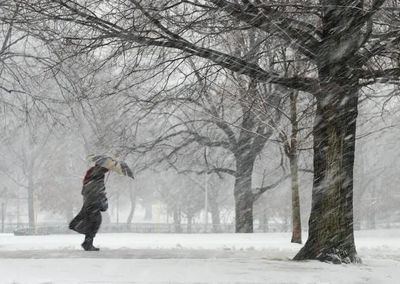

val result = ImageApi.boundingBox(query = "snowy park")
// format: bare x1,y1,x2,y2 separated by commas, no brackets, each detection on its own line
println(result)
1,230,400,283
2,1,400,284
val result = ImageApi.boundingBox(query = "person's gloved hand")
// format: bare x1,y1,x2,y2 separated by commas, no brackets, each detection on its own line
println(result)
99,196,108,212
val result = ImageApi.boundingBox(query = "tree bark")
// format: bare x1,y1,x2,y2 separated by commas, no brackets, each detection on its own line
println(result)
27,175,35,232
289,91,302,244
144,201,153,221
187,215,193,233
367,184,376,229
234,161,255,233
173,207,182,233
126,185,137,228
260,210,269,232
209,198,221,233
294,69,360,263
1,202,5,233
290,153,302,243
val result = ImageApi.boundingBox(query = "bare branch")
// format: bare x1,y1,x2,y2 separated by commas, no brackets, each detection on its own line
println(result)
252,174,290,201
208,0,320,59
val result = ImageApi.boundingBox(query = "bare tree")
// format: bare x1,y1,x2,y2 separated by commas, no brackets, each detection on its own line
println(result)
0,120,56,230
18,0,400,263
132,58,288,232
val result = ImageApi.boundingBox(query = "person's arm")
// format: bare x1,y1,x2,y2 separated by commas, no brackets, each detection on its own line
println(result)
99,192,108,212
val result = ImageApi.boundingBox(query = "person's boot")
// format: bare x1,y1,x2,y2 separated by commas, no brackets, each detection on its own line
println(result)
81,236,100,251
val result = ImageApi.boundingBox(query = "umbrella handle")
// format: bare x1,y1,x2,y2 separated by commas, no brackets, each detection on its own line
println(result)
105,171,111,185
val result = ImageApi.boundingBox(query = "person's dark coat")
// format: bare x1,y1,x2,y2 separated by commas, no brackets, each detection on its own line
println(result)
69,166,109,237
81,166,109,212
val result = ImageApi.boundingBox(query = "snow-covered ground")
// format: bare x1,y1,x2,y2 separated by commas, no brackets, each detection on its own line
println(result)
0,230,399,283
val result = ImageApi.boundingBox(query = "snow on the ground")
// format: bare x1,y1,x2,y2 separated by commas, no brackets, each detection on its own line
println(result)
0,230,399,284
0,231,300,253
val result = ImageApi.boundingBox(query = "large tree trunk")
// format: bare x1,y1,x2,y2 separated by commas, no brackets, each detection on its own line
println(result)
289,91,302,244
187,215,193,233
234,160,255,233
27,175,35,232
260,210,269,232
209,198,221,233
367,184,377,229
126,186,136,229
1,202,5,233
294,72,360,263
173,207,182,233
144,201,153,221
290,154,302,243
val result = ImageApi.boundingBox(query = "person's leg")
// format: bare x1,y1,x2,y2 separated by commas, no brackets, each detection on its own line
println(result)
82,212,102,251
92,211,102,235
82,234,98,251
69,208,85,232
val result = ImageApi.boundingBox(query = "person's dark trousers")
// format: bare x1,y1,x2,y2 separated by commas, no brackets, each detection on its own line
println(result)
81,211,102,251
69,205,102,251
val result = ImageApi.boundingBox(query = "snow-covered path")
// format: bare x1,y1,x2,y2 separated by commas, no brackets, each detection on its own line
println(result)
0,230,399,283
2,257,398,284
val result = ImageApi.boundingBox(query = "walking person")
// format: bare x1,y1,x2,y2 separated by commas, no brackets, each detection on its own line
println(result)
69,165,109,251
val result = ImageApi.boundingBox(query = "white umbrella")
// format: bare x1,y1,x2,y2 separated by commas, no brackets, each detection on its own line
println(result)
87,154,134,179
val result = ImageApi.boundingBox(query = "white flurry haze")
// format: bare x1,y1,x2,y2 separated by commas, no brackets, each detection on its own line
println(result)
1,1,400,283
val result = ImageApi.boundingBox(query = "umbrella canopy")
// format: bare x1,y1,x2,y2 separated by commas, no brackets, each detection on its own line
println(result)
87,155,134,179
